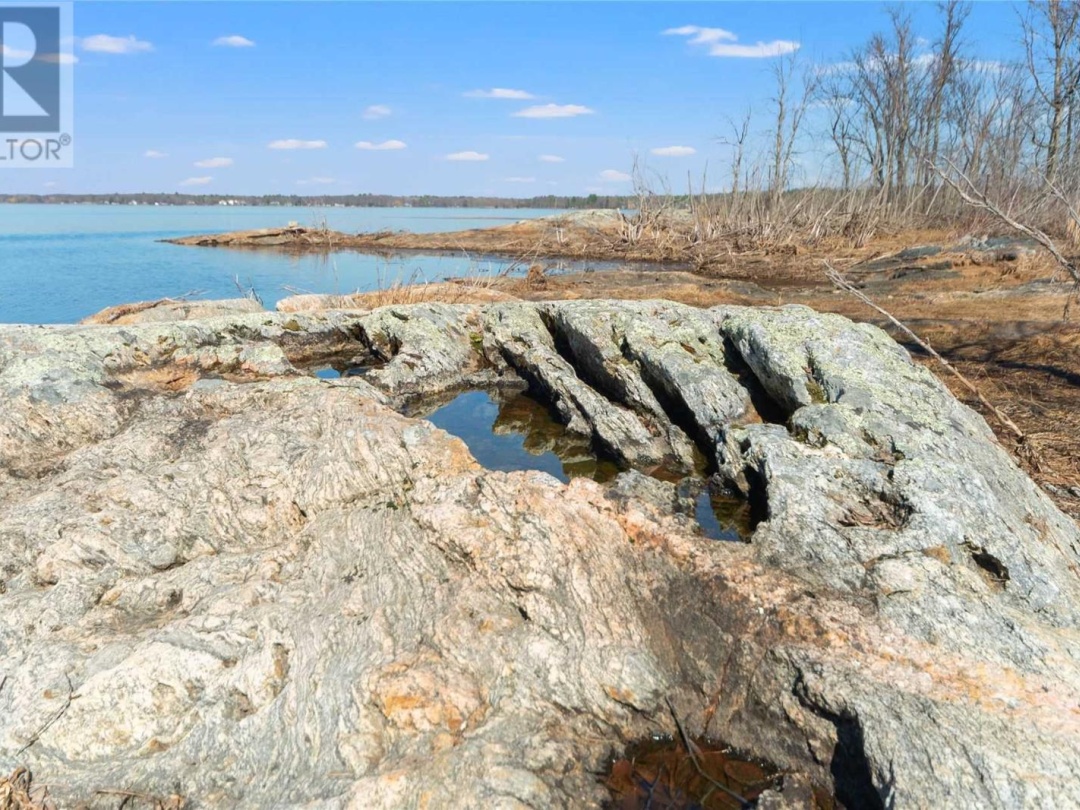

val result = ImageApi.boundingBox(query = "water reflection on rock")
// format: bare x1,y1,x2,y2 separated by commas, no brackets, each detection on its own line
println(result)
424,389,751,542
425,389,621,484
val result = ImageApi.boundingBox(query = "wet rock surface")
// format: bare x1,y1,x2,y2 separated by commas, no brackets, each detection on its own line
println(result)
1,300,1079,808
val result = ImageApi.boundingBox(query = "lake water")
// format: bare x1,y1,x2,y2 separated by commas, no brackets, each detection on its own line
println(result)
0,204,561,324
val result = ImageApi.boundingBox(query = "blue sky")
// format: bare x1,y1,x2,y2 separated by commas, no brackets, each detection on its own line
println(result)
9,1,1027,196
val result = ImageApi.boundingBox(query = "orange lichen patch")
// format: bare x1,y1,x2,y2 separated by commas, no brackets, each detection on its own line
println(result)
604,685,640,706
144,737,170,754
372,658,487,738
922,545,953,565
773,592,1080,734
677,544,1080,741
772,607,830,642
379,694,426,714
442,436,483,474
111,365,201,393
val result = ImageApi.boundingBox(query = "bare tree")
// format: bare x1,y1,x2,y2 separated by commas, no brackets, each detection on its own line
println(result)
1021,0,1080,181
915,0,970,187
768,51,819,207
821,78,859,191
719,107,752,218
935,157,1080,287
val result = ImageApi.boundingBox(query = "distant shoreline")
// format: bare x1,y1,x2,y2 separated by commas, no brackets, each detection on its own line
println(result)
0,192,631,210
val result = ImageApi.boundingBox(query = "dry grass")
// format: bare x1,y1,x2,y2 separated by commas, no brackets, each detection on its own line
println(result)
0,770,44,810
0,769,186,810
277,279,520,313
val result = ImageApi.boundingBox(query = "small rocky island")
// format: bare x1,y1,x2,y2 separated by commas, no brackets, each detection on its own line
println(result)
1,298,1079,807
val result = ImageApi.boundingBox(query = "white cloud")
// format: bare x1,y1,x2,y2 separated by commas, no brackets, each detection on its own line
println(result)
144,150,168,159
663,25,738,44
194,157,233,168
37,52,78,64
179,176,213,186
298,177,336,185
1,44,32,61
362,104,392,120
43,181,58,188
822,54,1003,78
968,58,1005,74
504,177,535,183
651,145,696,157
538,154,565,163
81,34,153,54
355,139,407,151
465,88,535,99
513,104,594,119
267,139,327,150
3,29,68,62
599,169,632,182
713,40,800,58
447,151,489,162
213,35,255,48
665,25,799,58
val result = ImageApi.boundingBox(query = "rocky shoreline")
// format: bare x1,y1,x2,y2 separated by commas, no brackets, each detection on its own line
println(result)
1,298,1078,807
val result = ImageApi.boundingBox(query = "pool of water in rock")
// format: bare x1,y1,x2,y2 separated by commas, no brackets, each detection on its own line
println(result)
313,365,369,380
695,490,752,543
418,389,751,541
425,389,621,484
605,734,837,809
605,735,784,810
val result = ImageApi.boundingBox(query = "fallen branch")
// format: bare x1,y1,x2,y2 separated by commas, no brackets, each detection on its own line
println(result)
932,158,1080,286
825,262,1026,442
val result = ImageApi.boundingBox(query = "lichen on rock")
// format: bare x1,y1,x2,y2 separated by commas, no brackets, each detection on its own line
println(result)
1,299,1078,808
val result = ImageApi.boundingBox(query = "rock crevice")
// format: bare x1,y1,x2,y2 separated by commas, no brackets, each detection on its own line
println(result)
1,300,1078,808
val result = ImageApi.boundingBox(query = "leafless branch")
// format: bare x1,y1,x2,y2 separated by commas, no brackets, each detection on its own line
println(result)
825,261,1027,441
933,157,1080,285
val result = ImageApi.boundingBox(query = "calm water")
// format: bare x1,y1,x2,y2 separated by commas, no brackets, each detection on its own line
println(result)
424,390,750,541
0,204,560,324
424,390,620,484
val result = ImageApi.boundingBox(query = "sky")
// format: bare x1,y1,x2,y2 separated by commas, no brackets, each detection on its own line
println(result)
4,0,1029,197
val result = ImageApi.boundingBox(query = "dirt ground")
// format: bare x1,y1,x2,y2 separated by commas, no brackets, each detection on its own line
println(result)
172,215,1080,519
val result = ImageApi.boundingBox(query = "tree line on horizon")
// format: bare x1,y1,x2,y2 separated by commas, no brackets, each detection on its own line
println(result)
0,192,634,210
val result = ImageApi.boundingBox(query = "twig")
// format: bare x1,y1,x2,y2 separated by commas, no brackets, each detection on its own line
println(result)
231,275,263,307
95,788,186,810
17,675,76,756
933,157,1080,285
825,262,1026,441
665,697,751,808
